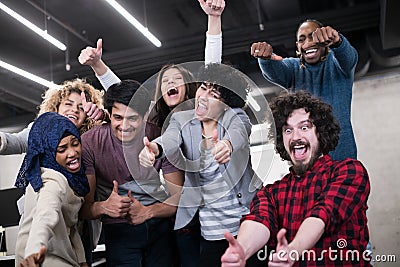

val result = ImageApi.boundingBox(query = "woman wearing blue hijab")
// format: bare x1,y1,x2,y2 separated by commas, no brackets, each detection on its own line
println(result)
15,112,90,267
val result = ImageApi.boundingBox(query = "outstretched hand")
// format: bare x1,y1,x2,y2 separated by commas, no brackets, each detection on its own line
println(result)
81,92,103,121
78,38,103,66
221,232,246,267
268,229,295,267
251,42,283,61
139,137,160,168
20,245,46,267
198,0,225,16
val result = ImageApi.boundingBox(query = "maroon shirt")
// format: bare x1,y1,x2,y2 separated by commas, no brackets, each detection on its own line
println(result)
244,155,371,266
82,122,179,224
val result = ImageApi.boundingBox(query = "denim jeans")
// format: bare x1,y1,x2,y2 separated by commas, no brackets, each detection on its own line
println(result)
103,218,173,267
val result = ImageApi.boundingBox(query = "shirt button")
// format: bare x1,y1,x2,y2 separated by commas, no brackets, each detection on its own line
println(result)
237,193,242,198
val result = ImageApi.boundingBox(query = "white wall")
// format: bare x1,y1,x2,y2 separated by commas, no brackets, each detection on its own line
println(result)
0,154,24,189
352,70,400,266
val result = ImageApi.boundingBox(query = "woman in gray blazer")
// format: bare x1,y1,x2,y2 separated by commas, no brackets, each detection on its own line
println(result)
139,63,262,266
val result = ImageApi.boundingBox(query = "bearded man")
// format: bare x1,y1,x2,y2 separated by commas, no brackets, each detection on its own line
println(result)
221,91,371,267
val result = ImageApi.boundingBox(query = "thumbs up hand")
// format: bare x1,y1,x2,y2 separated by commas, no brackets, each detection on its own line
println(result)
269,229,295,267
211,129,232,164
81,92,104,121
139,137,160,168
126,191,150,225
221,232,246,267
102,180,132,218
78,38,103,66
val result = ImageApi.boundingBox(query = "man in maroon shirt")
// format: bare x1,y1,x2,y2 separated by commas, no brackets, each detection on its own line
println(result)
221,90,371,267
80,80,183,266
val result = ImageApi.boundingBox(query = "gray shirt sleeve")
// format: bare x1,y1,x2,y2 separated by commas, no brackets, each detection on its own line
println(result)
0,121,32,155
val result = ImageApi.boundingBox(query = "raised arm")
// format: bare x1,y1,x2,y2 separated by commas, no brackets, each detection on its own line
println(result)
78,38,121,90
199,0,224,64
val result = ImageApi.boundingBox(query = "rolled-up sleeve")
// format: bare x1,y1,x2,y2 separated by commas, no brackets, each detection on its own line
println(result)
307,159,370,233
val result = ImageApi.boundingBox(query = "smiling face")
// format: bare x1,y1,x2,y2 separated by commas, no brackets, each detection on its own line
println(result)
110,102,144,143
283,108,322,175
296,21,326,65
56,135,82,173
57,92,86,129
160,67,187,108
195,83,226,122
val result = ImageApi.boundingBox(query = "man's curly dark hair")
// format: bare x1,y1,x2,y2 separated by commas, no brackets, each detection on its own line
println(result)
270,90,341,161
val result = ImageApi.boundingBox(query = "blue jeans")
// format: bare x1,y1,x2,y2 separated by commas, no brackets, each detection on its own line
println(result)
103,218,173,267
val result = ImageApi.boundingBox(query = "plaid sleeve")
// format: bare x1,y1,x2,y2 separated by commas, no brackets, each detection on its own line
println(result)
307,159,370,232
242,185,278,237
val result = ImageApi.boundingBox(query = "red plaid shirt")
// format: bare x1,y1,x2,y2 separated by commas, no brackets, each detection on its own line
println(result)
244,155,371,266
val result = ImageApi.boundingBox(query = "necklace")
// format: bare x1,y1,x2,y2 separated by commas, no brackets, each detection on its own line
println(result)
202,133,213,140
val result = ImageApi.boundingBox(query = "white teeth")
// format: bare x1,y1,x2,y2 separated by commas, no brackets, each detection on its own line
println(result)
198,102,207,109
294,145,305,149
306,49,317,54
67,115,77,120
68,159,78,165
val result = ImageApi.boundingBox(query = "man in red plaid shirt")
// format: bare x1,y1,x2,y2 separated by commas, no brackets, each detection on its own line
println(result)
221,90,371,267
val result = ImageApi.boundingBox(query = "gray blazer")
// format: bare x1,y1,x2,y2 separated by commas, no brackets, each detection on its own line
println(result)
155,108,262,230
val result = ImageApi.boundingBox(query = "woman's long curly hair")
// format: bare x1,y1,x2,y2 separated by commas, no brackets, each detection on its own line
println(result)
38,78,104,134
270,90,340,161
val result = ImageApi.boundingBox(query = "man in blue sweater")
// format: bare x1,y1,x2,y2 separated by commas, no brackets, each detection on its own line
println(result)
251,19,358,161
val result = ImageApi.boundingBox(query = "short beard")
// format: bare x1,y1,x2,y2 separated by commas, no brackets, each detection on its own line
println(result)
292,147,322,176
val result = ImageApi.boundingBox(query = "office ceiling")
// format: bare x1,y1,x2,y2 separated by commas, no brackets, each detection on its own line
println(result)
0,0,399,130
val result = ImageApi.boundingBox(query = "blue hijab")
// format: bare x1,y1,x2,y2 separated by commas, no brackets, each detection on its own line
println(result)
15,112,90,197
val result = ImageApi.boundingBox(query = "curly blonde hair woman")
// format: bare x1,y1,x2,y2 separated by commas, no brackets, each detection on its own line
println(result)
0,78,105,155
39,78,104,134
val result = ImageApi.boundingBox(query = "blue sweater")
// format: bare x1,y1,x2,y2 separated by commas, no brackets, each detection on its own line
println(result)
259,35,358,161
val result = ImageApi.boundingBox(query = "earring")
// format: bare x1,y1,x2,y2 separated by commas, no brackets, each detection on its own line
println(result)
296,50,301,57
